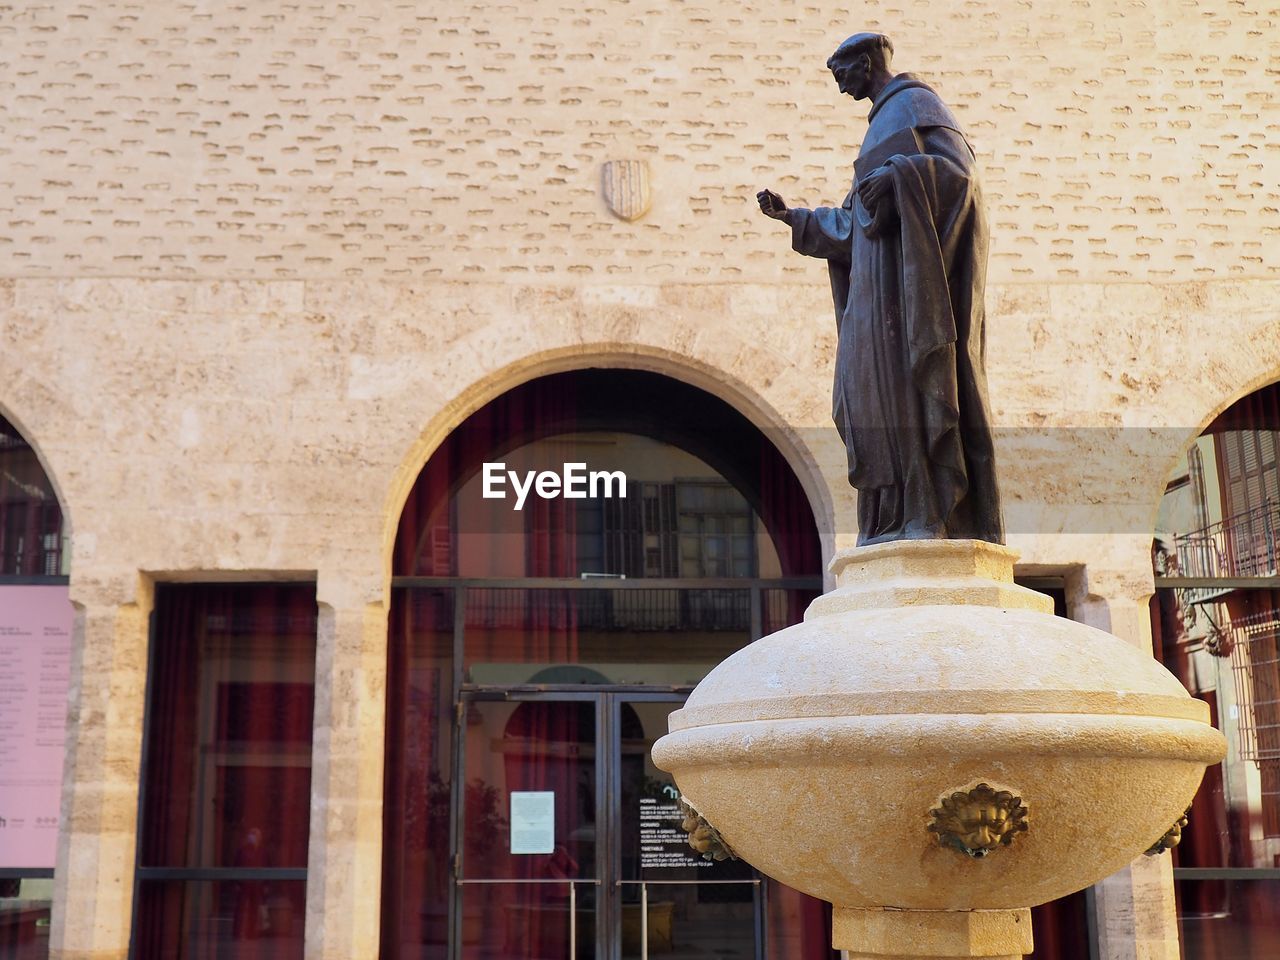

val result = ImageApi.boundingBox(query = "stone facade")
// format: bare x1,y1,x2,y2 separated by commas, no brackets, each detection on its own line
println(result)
2,2,1279,959
1,2,1278,283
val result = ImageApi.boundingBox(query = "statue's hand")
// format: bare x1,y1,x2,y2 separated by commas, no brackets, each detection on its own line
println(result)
857,167,895,214
756,189,788,220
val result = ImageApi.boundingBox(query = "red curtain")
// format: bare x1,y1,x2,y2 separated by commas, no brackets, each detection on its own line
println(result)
757,437,822,579
1223,589,1280,841
134,583,316,960
523,433,579,670
380,590,454,960
1028,889,1091,960
1151,588,1232,869
766,882,833,960
758,438,823,632
392,371,824,584
394,378,580,579
1151,586,1230,960
1156,383,1280,958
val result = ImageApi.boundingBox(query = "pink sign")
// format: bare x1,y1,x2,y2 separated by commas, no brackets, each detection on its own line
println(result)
0,584,73,868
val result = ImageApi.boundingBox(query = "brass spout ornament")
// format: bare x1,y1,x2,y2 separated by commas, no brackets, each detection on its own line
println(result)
928,783,1029,858
678,798,736,862
1145,806,1192,856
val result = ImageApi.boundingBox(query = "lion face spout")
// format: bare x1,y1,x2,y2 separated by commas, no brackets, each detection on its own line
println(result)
929,783,1029,858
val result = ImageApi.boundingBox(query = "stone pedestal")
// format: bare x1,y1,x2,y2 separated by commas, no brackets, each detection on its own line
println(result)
835,907,1033,959
653,539,1224,960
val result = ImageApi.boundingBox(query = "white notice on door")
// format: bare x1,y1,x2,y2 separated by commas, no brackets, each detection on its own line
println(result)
510,791,555,854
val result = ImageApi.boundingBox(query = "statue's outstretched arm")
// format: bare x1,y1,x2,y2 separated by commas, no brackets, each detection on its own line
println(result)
759,185,852,261
789,203,854,261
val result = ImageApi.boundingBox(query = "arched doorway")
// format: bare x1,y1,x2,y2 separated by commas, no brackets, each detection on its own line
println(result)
381,370,832,960
1152,380,1280,958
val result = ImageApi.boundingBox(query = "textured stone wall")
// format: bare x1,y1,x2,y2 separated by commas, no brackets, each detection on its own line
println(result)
5,274,1278,586
1,0,1277,282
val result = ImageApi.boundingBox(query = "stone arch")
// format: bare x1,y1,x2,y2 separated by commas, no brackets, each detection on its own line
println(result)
380,341,845,582
1185,370,1280,440
1148,359,1280,533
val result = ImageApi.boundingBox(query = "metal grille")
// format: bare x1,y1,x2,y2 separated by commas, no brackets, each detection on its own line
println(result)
601,482,679,578
462,587,753,632
1229,609,1280,763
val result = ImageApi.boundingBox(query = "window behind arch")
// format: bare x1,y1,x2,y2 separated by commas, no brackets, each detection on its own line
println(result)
1,414,67,577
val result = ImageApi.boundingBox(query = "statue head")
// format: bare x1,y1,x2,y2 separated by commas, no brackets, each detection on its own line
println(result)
827,33,894,100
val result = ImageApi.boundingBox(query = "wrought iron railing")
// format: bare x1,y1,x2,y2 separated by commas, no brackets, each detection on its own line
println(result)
393,578,821,640
1174,500,1279,583
461,587,754,632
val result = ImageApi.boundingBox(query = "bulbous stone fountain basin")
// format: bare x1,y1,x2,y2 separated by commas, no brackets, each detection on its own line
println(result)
652,540,1225,928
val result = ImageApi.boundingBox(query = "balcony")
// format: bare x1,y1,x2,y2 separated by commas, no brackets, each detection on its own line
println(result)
1167,500,1280,604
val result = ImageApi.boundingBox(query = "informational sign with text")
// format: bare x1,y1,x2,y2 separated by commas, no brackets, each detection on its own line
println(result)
0,584,73,868
510,790,555,854
639,796,712,869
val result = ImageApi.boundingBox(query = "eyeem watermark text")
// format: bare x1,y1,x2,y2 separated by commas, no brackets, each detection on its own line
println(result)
483,463,627,510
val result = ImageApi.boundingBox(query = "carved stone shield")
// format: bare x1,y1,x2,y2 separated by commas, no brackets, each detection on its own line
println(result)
601,159,651,221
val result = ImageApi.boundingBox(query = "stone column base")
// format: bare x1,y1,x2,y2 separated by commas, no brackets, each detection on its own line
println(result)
833,907,1034,959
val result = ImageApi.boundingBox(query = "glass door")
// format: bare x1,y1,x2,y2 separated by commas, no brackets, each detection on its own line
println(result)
452,692,762,960
455,693,604,960
612,696,761,960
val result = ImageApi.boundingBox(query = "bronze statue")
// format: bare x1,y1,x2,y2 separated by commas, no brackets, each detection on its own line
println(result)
759,34,1004,545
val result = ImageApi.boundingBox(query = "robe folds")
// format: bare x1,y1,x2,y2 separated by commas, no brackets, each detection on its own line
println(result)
789,73,1004,546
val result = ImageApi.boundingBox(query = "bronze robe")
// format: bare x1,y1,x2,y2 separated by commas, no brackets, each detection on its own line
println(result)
789,74,1003,545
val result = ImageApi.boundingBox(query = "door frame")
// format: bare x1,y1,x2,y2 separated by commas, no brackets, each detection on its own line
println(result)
449,687,763,960
452,689,608,960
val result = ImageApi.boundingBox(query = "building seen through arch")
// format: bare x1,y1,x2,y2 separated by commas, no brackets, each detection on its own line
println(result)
1154,381,1280,957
